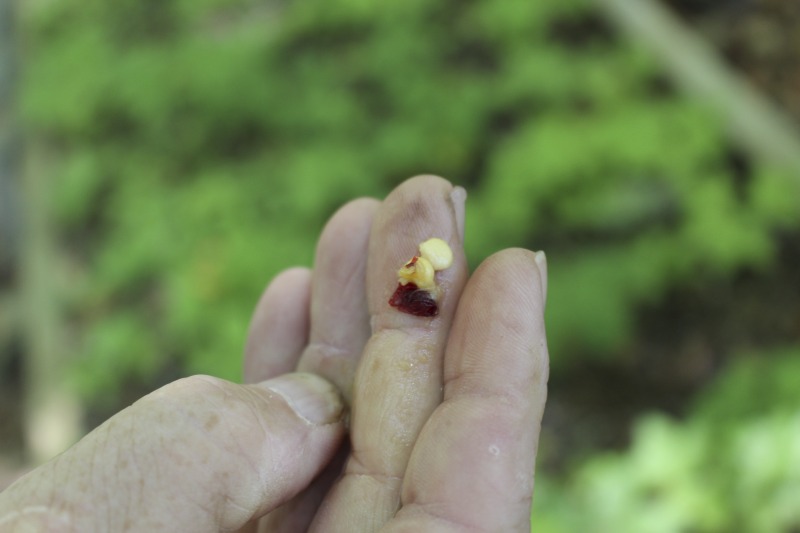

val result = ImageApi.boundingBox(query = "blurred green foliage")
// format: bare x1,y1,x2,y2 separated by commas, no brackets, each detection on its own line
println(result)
24,0,798,394
20,0,800,527
534,347,800,532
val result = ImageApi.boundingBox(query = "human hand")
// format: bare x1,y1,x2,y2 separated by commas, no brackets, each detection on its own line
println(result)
0,176,548,532
246,176,549,531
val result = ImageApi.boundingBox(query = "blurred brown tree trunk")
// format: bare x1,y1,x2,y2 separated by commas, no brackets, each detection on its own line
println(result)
21,144,83,464
1,0,83,464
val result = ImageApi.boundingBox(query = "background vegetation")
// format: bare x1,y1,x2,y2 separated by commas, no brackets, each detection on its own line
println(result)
4,0,800,529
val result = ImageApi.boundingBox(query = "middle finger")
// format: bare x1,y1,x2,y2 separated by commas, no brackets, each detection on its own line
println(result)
310,175,468,531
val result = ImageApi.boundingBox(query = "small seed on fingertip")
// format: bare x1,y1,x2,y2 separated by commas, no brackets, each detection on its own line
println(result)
397,255,436,290
389,238,454,317
419,238,454,271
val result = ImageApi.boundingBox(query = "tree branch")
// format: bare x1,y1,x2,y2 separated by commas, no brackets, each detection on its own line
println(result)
596,0,800,177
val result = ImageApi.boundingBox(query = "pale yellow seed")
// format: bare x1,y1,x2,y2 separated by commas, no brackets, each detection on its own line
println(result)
419,238,453,271
397,256,436,290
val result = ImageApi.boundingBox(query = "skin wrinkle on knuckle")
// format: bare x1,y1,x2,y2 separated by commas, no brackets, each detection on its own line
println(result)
345,446,403,487
398,502,485,533
303,340,352,365
301,342,359,395
218,494,254,533
367,323,435,345
244,391,274,445
368,308,441,337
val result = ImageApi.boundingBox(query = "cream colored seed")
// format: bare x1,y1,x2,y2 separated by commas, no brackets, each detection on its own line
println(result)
419,238,453,271
397,256,436,290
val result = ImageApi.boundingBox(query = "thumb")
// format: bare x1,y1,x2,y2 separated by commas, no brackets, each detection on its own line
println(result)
0,373,345,532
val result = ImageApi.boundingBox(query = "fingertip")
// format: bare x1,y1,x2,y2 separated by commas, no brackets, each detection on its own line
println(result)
473,248,546,314
320,197,381,241
244,267,313,383
384,176,458,221
403,174,454,191
445,247,549,396
269,267,314,294
297,195,378,404
367,175,468,328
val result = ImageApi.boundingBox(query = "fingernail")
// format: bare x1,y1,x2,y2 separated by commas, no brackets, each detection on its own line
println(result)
534,251,548,306
264,373,344,425
450,186,467,242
